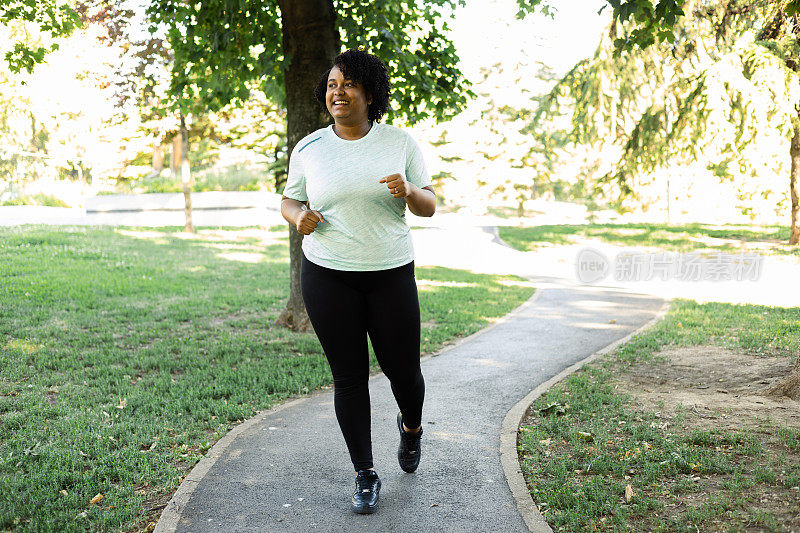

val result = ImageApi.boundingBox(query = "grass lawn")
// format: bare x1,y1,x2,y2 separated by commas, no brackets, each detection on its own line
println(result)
498,223,799,258
0,224,535,532
518,299,800,531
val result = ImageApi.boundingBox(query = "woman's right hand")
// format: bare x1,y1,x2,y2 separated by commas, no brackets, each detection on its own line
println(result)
295,208,325,235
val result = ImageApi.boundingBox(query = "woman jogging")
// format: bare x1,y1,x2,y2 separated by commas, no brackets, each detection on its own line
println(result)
280,48,437,514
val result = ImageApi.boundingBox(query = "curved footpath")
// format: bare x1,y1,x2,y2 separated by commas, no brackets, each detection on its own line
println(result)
155,226,667,533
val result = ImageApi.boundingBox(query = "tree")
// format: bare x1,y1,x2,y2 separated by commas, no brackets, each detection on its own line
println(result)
0,2,129,200
522,0,800,397
425,58,571,216
520,0,800,240
5,0,715,328
146,0,750,330
144,0,477,330
0,0,80,74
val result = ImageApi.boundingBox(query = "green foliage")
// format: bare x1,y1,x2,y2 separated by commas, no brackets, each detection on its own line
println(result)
145,0,476,124
121,165,264,194
1,0,81,73
0,193,69,207
145,0,283,114
337,0,475,123
520,0,796,214
785,0,800,16
516,0,686,54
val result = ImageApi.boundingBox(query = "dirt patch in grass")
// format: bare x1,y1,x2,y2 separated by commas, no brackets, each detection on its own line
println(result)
611,345,800,431
520,344,800,531
611,345,800,529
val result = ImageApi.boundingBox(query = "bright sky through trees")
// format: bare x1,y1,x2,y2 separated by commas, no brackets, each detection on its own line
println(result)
451,0,611,104
406,0,612,211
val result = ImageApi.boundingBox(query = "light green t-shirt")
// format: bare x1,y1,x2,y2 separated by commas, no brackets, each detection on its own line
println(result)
282,122,432,271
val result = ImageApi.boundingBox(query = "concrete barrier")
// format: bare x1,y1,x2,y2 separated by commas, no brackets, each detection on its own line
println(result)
85,190,282,212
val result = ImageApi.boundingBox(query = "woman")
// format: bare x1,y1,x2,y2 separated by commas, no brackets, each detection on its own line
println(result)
280,48,437,514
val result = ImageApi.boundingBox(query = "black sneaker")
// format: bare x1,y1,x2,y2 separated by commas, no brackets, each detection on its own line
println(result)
351,469,381,514
396,411,423,473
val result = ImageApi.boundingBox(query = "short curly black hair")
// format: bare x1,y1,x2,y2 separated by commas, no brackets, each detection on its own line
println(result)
314,48,390,123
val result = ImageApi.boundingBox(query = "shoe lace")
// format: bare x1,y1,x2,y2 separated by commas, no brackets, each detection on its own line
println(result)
356,471,375,493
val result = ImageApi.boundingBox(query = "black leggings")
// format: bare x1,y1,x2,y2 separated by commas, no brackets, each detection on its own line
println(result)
300,252,425,471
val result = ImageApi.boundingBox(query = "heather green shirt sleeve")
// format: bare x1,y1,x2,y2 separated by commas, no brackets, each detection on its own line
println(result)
405,134,432,190
283,138,311,202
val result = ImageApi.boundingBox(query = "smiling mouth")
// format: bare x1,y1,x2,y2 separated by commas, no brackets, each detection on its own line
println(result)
332,100,348,106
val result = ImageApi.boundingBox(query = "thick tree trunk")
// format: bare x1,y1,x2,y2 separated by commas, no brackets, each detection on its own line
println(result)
765,355,800,400
790,112,800,245
274,0,339,331
180,113,194,234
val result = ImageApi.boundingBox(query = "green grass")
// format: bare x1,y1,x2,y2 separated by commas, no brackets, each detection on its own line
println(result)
499,222,799,258
115,165,263,194
0,225,535,532
518,299,800,532
1,194,70,208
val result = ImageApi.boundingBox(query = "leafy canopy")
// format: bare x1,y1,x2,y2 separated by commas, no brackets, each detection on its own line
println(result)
144,0,474,124
1,0,81,74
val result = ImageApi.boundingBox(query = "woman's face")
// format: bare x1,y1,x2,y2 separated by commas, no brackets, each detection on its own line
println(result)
326,64,372,124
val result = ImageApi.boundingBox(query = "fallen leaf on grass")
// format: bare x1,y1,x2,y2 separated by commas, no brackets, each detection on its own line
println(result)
89,493,103,505
539,403,567,417
624,484,633,502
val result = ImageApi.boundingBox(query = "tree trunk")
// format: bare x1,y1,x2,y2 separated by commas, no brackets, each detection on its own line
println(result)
789,110,800,245
152,144,164,173
765,354,800,400
180,113,194,233
274,0,339,331
171,134,181,178
758,2,800,244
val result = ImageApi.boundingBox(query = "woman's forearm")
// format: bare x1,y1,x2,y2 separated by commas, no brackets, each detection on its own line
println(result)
281,197,307,226
406,184,436,217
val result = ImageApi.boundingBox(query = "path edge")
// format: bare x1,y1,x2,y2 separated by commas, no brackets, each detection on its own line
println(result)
153,390,327,533
499,296,674,533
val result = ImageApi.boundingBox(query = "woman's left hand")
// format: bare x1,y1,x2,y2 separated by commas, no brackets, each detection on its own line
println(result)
379,173,410,198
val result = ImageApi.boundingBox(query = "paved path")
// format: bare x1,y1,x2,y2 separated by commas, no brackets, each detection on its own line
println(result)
159,284,663,533
155,226,666,532
12,197,786,529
